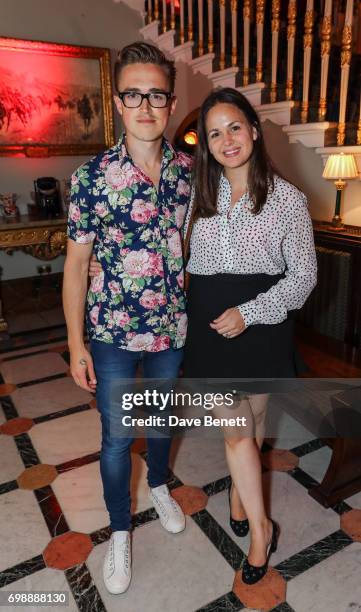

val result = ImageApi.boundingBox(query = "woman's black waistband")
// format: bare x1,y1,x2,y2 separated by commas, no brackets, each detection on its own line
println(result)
187,272,285,285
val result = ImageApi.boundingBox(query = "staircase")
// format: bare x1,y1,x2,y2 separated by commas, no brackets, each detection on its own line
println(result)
140,2,360,145
120,0,361,213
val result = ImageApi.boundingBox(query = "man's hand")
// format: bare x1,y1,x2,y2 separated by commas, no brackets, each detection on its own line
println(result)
209,307,245,339
89,254,102,277
70,347,97,392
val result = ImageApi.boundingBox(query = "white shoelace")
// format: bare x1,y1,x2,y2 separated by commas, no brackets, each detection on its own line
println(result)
108,536,130,575
152,490,181,517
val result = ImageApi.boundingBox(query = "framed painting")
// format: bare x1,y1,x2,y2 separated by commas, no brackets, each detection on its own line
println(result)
0,37,115,157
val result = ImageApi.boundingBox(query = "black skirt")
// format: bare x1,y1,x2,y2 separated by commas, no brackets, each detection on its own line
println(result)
183,272,300,379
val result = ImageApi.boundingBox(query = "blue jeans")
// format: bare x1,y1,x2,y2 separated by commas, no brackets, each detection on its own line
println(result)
91,340,184,531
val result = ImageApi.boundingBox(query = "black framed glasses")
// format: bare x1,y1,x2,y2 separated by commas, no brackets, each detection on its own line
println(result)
118,91,172,108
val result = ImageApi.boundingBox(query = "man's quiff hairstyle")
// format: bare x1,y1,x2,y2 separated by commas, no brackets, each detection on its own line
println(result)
114,41,176,92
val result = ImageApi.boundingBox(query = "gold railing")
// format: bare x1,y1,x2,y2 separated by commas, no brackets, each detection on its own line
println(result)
145,0,361,146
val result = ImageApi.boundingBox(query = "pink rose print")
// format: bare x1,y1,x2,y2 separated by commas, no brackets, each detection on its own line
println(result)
139,289,158,309
168,231,182,258
95,202,109,218
90,271,104,293
105,161,131,191
127,332,155,351
75,231,95,244
148,252,164,277
151,336,170,351
176,271,184,288
105,161,144,191
177,152,193,169
139,289,167,309
176,180,190,197
109,281,121,295
108,227,125,243
99,154,112,170
113,311,131,327
69,203,81,222
123,249,151,278
106,317,115,330
130,199,157,224
89,305,99,325
175,204,187,228
71,174,79,186
177,313,188,338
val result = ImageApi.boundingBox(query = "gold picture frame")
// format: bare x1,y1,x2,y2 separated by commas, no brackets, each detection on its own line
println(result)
0,37,115,157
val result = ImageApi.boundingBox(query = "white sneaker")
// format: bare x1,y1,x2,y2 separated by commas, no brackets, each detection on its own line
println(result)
103,530,131,594
149,484,186,534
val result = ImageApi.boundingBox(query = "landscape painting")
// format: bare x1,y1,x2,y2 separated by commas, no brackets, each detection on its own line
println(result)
0,38,114,156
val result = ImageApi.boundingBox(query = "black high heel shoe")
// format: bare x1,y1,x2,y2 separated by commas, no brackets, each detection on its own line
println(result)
228,483,249,537
241,519,279,585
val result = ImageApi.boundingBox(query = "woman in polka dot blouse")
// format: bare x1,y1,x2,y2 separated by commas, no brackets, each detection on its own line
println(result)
183,87,317,584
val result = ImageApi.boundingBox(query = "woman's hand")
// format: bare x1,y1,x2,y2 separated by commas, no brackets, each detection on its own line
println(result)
89,254,102,277
210,307,245,339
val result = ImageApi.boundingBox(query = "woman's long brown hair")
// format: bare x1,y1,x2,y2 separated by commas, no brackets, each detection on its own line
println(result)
192,88,275,218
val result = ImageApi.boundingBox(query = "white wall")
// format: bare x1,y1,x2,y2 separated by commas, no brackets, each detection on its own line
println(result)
0,0,142,280
167,61,212,142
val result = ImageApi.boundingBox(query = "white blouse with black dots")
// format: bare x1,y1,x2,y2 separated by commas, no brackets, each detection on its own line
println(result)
184,174,317,329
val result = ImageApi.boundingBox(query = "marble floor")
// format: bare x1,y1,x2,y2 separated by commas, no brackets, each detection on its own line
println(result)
0,311,361,612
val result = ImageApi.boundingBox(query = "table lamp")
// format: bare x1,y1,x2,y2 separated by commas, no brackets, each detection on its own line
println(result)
322,152,358,230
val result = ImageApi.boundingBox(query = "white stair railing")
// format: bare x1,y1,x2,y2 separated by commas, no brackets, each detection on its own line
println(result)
270,0,281,103
301,0,314,124
231,0,238,68
208,0,214,53
187,0,194,41
219,0,226,71
143,0,360,146
197,0,204,56
243,0,251,86
338,0,353,145
255,0,265,83
319,0,332,122
286,0,297,101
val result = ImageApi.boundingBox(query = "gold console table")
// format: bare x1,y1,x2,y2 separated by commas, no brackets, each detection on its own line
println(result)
0,214,67,332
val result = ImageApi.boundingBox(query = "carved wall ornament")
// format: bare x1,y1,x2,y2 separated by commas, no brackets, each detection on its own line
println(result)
0,221,67,260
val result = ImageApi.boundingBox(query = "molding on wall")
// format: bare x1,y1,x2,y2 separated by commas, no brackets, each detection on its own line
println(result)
139,20,160,42
208,66,239,89
189,53,215,76
236,83,266,107
170,41,194,63
255,100,295,126
282,122,338,148
157,29,176,52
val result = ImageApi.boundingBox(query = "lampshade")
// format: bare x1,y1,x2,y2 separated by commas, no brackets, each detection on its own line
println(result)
322,153,359,180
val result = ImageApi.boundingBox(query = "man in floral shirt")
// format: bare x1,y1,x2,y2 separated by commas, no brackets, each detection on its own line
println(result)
63,42,192,595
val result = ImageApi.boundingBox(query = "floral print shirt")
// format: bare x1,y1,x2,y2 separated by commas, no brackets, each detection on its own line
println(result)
67,134,193,351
